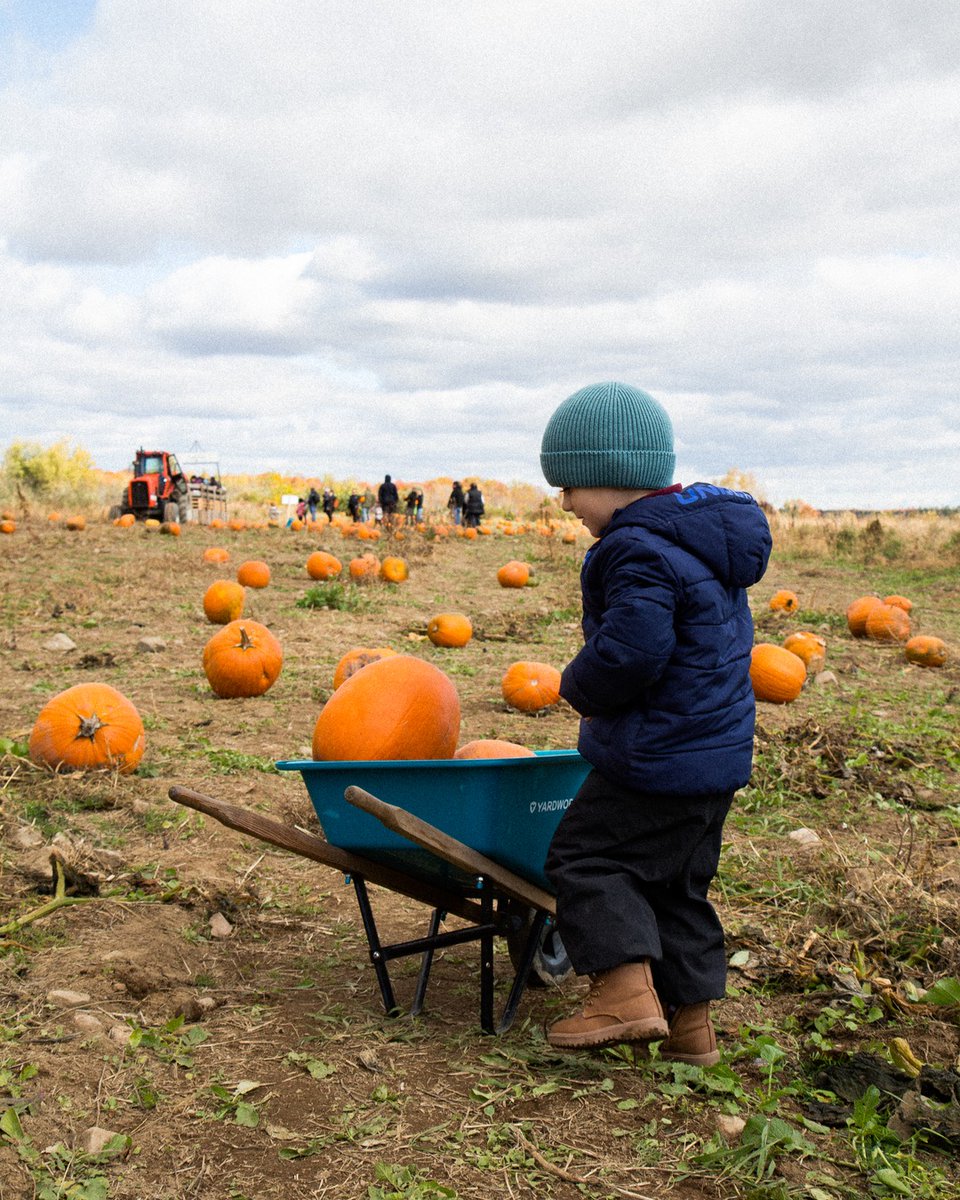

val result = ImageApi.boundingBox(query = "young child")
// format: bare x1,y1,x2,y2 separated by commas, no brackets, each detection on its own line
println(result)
539,381,771,1062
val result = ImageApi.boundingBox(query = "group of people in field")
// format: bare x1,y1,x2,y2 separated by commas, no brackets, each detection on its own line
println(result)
285,475,487,528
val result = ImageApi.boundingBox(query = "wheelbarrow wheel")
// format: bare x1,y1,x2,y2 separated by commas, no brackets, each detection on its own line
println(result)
506,908,572,987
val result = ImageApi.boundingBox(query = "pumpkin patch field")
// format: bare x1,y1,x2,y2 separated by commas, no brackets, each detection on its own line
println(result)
1,509,959,1199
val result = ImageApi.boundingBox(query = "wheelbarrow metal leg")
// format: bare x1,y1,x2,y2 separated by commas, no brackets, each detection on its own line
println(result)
411,908,442,1016
495,907,548,1035
479,882,495,1034
351,875,399,1017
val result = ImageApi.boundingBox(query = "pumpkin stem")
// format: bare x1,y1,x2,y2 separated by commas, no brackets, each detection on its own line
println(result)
238,626,253,650
77,713,104,740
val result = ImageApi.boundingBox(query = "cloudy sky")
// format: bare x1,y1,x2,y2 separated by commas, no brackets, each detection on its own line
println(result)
1,1,957,509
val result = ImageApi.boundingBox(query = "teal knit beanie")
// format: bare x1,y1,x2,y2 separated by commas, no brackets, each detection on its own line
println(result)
540,381,675,490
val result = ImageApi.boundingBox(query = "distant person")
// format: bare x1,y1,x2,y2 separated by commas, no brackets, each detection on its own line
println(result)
447,481,465,526
347,492,361,521
378,474,399,523
464,482,485,527
322,488,336,522
404,488,419,525
415,489,424,522
307,486,320,522
362,485,376,523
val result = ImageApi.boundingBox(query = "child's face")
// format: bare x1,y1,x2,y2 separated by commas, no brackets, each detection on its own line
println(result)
560,487,648,537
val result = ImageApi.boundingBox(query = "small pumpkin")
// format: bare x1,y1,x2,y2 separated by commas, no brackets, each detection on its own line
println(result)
348,553,380,581
380,556,409,583
0,519,15,535
203,620,283,697
501,661,562,713
47,511,61,522
497,560,531,588
237,560,271,588
65,515,86,531
312,654,460,761
904,635,948,668
769,590,799,613
883,594,913,613
864,602,911,643
203,546,230,564
203,579,245,624
749,643,806,703
782,631,827,674
454,739,535,759
306,550,342,580
29,683,145,774
160,521,181,536
426,613,473,648
332,646,397,689
846,595,883,637
117,512,136,528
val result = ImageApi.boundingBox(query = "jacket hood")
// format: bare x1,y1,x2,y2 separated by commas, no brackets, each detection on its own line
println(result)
606,483,771,588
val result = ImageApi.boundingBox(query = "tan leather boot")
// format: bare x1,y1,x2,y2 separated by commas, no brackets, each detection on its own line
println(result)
659,1001,720,1066
547,962,668,1049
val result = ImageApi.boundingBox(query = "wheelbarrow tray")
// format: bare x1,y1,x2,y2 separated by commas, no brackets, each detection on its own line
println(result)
276,749,589,893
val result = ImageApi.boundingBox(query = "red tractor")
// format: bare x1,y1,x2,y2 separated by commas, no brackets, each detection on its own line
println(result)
109,449,190,523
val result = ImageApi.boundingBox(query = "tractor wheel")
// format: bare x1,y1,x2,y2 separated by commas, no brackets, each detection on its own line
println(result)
506,907,572,987
162,502,179,523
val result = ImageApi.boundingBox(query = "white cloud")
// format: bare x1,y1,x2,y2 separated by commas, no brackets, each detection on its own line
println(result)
1,2,959,508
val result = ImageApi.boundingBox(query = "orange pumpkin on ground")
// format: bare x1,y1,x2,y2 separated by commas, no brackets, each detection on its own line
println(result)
769,590,799,613
380,556,409,583
29,683,145,774
883,594,913,613
0,520,14,535
65,515,86,531
864,602,911,643
749,643,806,703
203,620,283,698
203,579,245,624
210,518,226,529
454,739,536,759
160,521,181,537
116,512,136,528
306,551,342,580
426,613,473,648
47,512,61,522
497,560,531,588
203,546,230,564
904,635,948,668
348,553,380,581
846,595,883,636
501,661,562,713
782,632,827,674
237,560,271,588
332,646,397,690
312,654,460,761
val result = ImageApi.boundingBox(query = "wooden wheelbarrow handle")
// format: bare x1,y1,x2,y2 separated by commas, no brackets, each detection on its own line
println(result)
345,786,556,917
167,785,483,923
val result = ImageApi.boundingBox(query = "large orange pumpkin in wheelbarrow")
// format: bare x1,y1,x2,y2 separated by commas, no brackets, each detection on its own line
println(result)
312,654,460,761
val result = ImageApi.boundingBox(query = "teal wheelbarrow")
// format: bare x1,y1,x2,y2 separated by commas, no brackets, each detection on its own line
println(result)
169,750,589,1034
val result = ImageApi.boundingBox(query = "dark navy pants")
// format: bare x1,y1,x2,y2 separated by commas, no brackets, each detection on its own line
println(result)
545,769,734,1008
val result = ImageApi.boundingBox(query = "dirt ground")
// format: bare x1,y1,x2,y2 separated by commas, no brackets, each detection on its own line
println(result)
1,515,958,1199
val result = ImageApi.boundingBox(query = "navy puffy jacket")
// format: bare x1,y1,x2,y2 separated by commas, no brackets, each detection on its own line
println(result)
561,484,772,796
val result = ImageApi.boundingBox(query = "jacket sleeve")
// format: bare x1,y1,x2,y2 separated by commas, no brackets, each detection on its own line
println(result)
560,541,677,717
